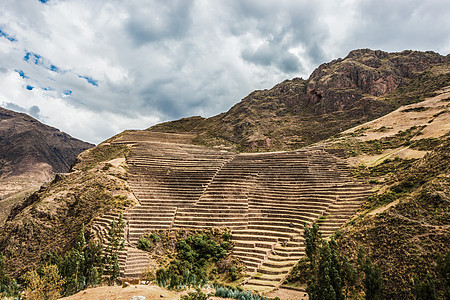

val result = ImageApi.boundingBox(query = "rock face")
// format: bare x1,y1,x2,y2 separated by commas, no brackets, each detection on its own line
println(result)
151,49,450,151
0,107,94,223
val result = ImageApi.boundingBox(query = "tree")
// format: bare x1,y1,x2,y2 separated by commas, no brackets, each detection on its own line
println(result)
414,273,437,300
362,256,383,300
181,287,210,300
42,224,104,296
303,223,384,299
103,212,126,283
23,264,65,300
304,222,322,270
307,239,343,300
340,255,357,298
0,253,10,297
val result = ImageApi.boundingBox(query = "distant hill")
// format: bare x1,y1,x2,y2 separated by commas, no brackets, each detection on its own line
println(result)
0,107,94,223
151,49,450,151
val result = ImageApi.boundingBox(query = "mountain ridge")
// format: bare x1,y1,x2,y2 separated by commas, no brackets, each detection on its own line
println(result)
0,49,449,299
150,49,450,151
0,107,94,224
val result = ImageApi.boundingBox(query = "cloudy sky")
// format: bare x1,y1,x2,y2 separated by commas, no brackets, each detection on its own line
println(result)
0,0,449,144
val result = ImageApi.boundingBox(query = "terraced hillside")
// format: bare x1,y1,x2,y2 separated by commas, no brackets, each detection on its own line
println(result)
91,130,371,292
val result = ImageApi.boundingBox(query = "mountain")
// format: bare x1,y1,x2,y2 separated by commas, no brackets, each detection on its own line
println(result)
287,85,450,298
0,107,94,223
0,49,449,298
151,49,450,151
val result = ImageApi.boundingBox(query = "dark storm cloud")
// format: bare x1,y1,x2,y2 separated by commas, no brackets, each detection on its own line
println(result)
241,42,302,73
126,0,194,46
343,0,450,53
226,1,330,73
0,0,449,144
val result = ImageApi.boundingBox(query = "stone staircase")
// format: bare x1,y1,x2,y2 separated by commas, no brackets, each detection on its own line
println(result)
89,131,372,289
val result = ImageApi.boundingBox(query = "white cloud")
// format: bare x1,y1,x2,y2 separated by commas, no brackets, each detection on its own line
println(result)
0,0,449,144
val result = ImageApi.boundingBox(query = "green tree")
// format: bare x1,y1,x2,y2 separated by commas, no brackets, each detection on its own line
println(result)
414,272,437,300
181,287,210,300
42,224,104,296
23,264,65,300
307,239,343,300
103,212,126,283
340,255,357,298
304,222,322,269
0,253,10,297
437,251,450,299
362,256,383,300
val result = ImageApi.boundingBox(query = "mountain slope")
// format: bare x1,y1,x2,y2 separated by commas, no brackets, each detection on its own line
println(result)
0,107,94,223
285,86,450,298
151,49,450,151
0,140,134,277
0,49,449,298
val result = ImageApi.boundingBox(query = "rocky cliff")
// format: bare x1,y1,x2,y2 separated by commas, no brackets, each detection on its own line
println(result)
151,49,450,151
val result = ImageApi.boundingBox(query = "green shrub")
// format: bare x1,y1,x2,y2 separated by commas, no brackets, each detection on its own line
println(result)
215,286,268,300
181,288,210,300
156,231,233,290
150,233,160,243
222,232,231,241
229,266,237,281
137,237,151,251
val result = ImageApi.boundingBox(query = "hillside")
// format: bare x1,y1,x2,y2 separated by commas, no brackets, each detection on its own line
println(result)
0,107,94,224
337,135,449,298
0,49,449,299
285,86,450,298
151,49,450,152
0,141,134,276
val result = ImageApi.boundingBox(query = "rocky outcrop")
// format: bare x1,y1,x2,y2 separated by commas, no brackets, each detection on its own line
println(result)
306,49,447,113
151,49,450,152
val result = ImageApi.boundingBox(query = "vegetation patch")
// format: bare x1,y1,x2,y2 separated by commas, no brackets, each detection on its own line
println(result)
136,228,241,290
286,223,384,299
0,140,134,278
0,213,127,299
409,137,443,151
335,125,426,157
337,136,450,298
401,106,429,112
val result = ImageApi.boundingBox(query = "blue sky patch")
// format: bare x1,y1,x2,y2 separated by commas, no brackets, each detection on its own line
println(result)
15,69,28,79
26,85,34,90
24,52,43,65
38,0,49,3
24,52,63,73
79,75,99,87
50,65,59,72
63,90,72,95
0,29,16,42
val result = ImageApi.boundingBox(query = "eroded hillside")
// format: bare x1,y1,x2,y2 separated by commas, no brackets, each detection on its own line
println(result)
151,49,450,152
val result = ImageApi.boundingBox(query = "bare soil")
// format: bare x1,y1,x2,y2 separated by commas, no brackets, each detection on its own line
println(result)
62,285,235,300
343,87,450,142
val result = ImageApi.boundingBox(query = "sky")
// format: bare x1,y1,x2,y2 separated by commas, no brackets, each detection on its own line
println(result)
0,0,449,144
